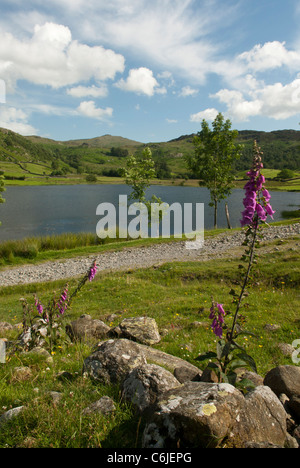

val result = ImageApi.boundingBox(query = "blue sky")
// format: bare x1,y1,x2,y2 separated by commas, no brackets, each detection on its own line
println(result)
0,0,300,143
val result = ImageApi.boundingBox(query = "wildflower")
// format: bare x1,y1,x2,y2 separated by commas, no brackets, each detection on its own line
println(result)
57,286,69,315
240,141,275,227
88,261,97,281
35,297,44,315
209,301,226,339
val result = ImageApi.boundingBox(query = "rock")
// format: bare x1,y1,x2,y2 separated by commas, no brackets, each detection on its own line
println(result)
48,391,63,405
134,342,202,377
25,347,53,364
173,366,201,384
264,365,300,398
110,316,161,346
142,382,288,449
294,425,300,443
264,324,281,332
82,396,116,416
142,382,246,448
277,343,295,357
11,366,33,382
0,406,24,428
0,322,13,332
243,441,282,448
200,366,219,383
289,396,300,420
238,370,264,388
83,339,147,385
66,314,110,342
122,364,180,413
239,386,287,448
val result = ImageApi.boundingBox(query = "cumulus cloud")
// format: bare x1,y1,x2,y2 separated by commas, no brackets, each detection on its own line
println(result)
0,106,37,135
238,41,300,73
76,101,113,120
211,77,300,121
0,22,125,91
190,108,219,122
115,67,164,96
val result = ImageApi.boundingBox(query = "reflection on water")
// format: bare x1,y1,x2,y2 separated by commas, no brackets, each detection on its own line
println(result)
0,184,298,241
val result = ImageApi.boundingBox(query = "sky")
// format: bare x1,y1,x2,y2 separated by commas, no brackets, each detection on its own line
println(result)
0,0,300,143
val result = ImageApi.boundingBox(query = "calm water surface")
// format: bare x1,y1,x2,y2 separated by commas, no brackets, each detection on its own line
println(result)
0,184,299,241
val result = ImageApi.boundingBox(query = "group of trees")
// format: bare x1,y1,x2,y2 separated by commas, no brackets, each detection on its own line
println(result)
122,113,244,230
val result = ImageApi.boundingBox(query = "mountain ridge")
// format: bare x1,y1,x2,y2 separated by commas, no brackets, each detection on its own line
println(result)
0,127,299,181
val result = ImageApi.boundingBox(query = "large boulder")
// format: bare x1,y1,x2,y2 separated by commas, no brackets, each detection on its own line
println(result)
82,339,147,385
142,382,246,448
133,342,202,379
66,314,110,342
122,364,181,413
142,382,288,448
239,386,287,447
83,339,202,387
264,365,300,399
110,316,161,345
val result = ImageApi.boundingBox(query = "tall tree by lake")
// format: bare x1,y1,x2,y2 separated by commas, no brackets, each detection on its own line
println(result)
186,113,243,229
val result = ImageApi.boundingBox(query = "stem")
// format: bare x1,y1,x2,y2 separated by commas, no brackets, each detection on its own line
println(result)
229,217,259,342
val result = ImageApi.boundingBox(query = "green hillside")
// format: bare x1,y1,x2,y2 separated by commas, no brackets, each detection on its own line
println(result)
0,127,299,185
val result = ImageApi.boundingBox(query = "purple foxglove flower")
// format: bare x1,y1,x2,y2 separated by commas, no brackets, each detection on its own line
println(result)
262,189,271,202
255,203,267,221
88,262,97,281
265,203,275,218
35,299,44,315
256,175,265,190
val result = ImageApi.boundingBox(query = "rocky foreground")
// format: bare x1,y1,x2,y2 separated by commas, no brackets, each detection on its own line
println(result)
2,314,300,448
0,223,299,287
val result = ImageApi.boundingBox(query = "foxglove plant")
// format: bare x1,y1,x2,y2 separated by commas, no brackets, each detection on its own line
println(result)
197,142,274,389
20,259,98,352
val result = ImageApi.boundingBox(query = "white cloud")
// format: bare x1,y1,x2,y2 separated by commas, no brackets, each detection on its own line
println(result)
179,86,198,97
166,118,178,124
76,101,113,120
0,106,37,135
212,77,300,121
0,22,125,91
78,0,238,84
190,108,219,122
115,67,163,96
238,41,300,73
67,85,108,98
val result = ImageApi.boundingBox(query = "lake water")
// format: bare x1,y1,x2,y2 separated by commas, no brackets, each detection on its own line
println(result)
0,184,299,242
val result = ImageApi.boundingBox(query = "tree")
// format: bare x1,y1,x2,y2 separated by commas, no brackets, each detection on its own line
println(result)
122,147,156,203
0,169,6,226
186,113,243,229
121,147,163,231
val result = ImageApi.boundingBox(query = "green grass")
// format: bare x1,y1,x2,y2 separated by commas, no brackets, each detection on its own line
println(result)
0,232,299,447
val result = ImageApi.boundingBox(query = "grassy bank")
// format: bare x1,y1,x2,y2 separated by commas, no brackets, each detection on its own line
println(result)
0,230,299,447
0,219,299,269
3,172,300,191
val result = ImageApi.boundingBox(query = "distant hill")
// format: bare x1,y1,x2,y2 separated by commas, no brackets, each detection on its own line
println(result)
62,134,142,148
0,127,299,182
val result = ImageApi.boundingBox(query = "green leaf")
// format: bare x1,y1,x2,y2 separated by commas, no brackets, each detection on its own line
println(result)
195,351,217,362
228,358,249,370
235,352,257,373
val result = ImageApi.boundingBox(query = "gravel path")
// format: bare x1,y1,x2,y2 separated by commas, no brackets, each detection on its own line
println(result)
0,223,299,287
